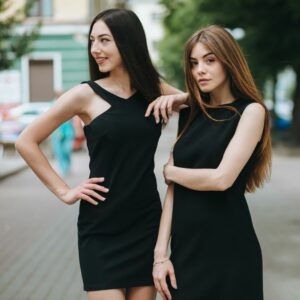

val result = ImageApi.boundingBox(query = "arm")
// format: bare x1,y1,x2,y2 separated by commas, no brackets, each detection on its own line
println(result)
153,184,177,300
154,184,174,261
15,85,108,205
164,103,265,191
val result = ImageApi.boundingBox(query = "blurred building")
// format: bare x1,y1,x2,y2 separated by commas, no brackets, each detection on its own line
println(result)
127,0,164,63
1,0,126,105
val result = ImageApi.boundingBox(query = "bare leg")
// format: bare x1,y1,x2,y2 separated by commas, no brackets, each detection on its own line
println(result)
126,286,156,300
87,288,126,300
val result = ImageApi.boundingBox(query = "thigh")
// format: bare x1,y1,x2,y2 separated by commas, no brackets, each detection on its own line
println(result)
126,286,156,300
87,288,126,300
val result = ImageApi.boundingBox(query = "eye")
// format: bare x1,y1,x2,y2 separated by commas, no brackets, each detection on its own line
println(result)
190,60,198,67
100,38,110,44
206,57,215,64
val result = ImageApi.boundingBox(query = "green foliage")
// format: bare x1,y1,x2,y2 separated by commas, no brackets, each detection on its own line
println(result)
0,0,40,70
159,0,300,143
200,0,300,85
159,0,300,90
159,0,214,89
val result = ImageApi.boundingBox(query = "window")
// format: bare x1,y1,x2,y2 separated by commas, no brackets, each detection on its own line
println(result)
151,12,163,22
28,0,53,17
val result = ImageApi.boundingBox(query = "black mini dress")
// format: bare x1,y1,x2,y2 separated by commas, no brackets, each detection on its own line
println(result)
170,99,264,299
77,81,162,291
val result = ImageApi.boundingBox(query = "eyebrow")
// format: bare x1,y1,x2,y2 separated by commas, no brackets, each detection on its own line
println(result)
90,33,112,39
190,52,214,60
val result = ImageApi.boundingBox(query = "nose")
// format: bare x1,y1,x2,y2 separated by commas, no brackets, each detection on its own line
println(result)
196,61,206,74
91,40,101,55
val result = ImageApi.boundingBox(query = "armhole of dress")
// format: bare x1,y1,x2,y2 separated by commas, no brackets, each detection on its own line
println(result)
81,80,114,106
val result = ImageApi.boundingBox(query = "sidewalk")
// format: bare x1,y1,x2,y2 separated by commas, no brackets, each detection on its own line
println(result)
0,139,53,181
0,154,27,181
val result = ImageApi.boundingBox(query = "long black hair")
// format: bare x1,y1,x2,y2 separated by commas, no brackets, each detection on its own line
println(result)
88,8,161,102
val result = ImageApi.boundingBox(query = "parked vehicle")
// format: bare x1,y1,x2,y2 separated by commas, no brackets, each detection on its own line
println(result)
0,101,85,150
2,102,52,127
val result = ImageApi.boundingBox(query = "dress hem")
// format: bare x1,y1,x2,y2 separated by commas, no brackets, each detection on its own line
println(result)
83,280,155,292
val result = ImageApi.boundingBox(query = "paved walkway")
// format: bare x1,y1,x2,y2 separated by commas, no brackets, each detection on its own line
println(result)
0,154,27,180
0,116,299,300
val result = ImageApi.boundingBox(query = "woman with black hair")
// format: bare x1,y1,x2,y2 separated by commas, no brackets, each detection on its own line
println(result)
16,8,187,300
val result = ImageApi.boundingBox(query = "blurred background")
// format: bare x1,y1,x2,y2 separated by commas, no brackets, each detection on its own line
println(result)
0,0,299,299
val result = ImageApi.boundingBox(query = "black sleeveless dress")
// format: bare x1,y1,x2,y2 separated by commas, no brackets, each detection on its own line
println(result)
77,81,162,291
170,99,264,299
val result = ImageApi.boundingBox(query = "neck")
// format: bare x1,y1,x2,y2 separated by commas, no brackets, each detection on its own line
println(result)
107,66,133,92
210,80,235,105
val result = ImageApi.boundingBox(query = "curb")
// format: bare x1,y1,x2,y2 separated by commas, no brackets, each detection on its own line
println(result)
0,164,28,181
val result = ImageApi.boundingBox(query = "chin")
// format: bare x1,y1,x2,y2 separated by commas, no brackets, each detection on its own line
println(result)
98,66,111,73
199,87,212,93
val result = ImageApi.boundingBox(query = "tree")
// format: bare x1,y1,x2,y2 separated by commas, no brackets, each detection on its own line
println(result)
159,0,213,89
159,0,300,144
0,0,40,71
201,0,300,144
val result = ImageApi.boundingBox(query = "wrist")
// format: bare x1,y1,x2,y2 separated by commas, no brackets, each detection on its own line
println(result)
167,166,177,182
55,185,69,199
153,257,170,266
154,248,168,260
175,92,188,103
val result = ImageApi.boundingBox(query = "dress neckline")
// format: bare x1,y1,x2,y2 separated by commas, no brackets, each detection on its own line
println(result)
214,98,242,107
93,81,138,101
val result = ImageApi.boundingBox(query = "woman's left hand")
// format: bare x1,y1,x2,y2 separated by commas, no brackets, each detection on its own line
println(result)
163,155,174,185
145,93,188,124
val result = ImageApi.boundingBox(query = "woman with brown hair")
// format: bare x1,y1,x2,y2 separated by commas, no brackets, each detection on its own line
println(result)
152,25,272,300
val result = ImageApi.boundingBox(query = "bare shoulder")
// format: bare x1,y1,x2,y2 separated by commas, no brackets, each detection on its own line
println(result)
63,83,94,102
242,102,265,121
56,83,94,113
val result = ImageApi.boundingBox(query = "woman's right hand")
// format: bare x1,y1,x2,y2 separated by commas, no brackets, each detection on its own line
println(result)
153,259,177,300
145,93,188,124
60,177,109,205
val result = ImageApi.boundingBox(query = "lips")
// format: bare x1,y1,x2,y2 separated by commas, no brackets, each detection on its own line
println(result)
95,57,107,64
198,79,210,85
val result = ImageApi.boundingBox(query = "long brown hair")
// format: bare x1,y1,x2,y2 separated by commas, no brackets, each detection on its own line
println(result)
88,9,161,102
182,25,272,192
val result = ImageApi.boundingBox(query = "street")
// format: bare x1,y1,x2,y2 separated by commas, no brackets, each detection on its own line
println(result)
0,116,300,300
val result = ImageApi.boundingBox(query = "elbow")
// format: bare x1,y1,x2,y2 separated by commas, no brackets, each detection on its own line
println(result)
15,134,29,154
15,136,23,153
214,172,233,191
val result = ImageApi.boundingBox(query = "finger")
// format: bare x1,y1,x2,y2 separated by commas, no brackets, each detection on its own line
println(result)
169,269,178,290
156,280,167,300
153,278,162,294
145,101,156,117
153,103,161,124
167,100,174,117
82,189,106,201
160,103,169,124
161,279,172,300
87,177,105,184
79,193,98,205
84,183,109,193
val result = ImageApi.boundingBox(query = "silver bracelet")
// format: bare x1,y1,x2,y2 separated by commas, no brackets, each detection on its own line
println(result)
153,258,169,266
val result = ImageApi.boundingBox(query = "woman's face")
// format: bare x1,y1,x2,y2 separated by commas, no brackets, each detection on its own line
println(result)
190,42,228,94
90,20,123,73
